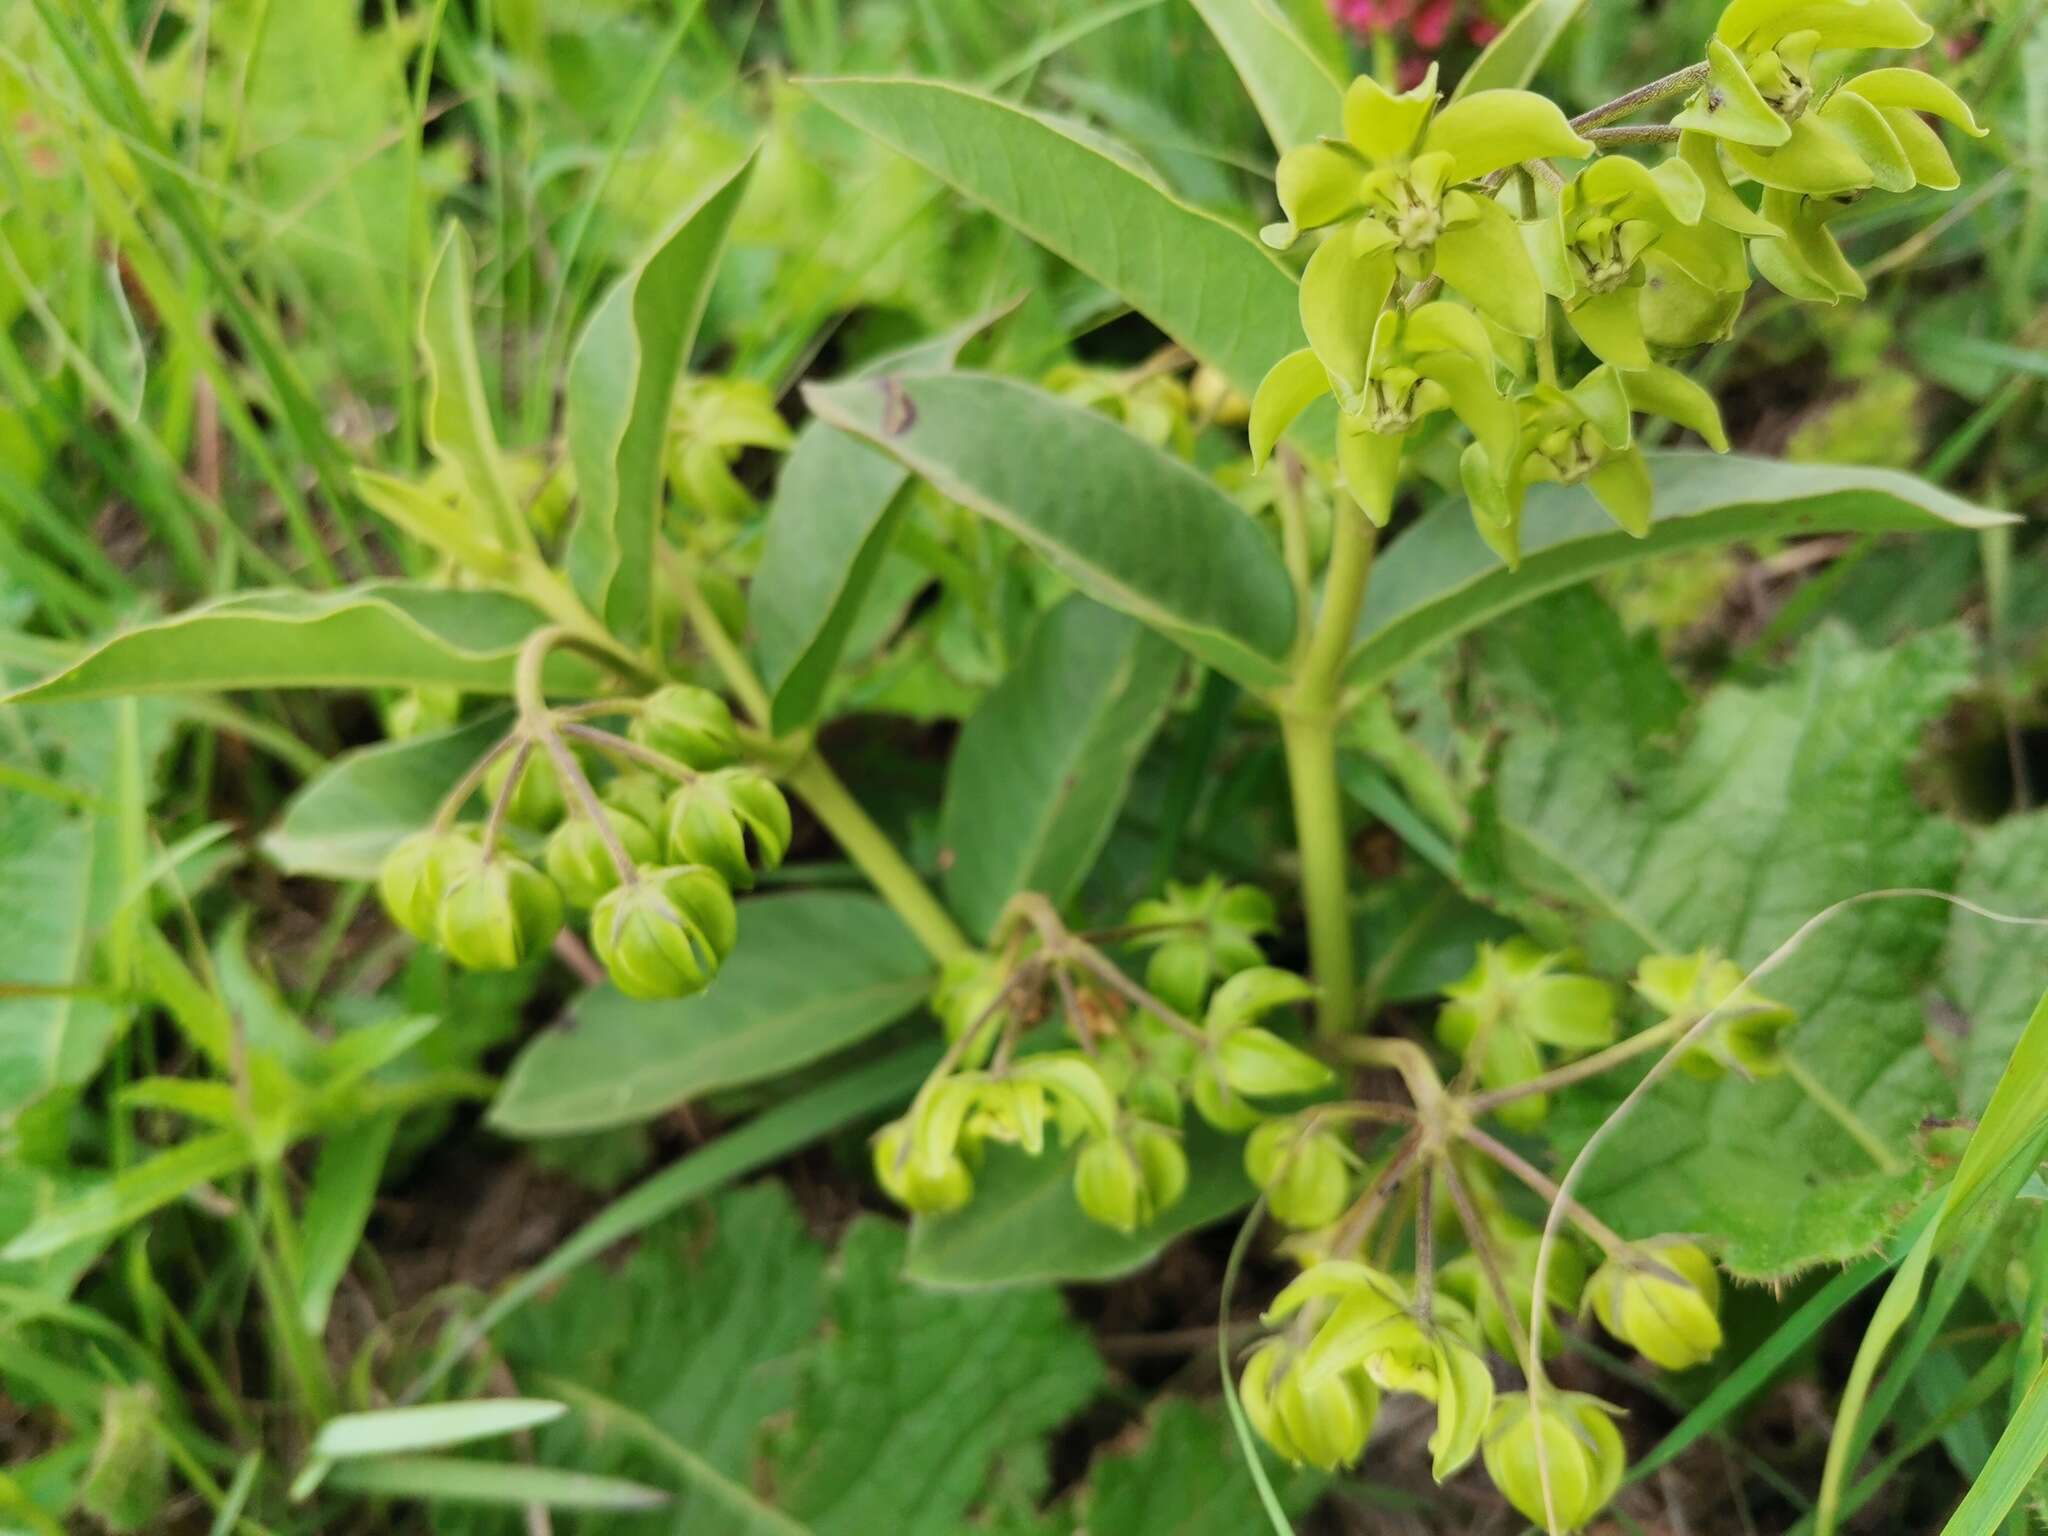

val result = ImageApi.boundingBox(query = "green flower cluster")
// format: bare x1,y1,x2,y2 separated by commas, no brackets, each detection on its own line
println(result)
377,684,790,1000
1251,0,1977,564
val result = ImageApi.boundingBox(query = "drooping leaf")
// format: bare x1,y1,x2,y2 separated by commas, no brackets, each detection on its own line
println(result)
1466,594,1972,1277
1452,0,1589,98
804,373,1296,688
1346,454,2012,692
488,895,933,1137
263,712,512,880
4,587,584,704
768,1218,1103,1532
797,78,1301,399
751,312,999,735
941,597,1184,939
1188,0,1343,152
903,1121,1255,1289
564,153,756,645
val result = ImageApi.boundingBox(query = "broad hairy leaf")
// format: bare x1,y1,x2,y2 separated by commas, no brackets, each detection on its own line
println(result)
798,78,1301,399
1347,454,2012,692
904,1120,1255,1288
805,372,1296,688
768,1218,1102,1533
1941,810,2048,1114
263,712,512,880
4,586,583,704
1451,0,1589,97
751,313,997,735
564,152,755,645
941,597,1183,939
1465,593,1972,1277
488,894,933,1137
1188,0,1343,152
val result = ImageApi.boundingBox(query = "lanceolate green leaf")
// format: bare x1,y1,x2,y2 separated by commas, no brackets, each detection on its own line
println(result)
322,1457,667,1511
488,895,933,1137
1451,0,1590,98
420,225,523,549
564,152,756,645
1938,1359,2048,1536
797,78,1300,398
312,1401,567,1460
0,1131,256,1262
263,712,512,880
1187,0,1343,152
941,597,1183,939
903,1121,1254,1288
3,587,582,704
1346,455,2011,691
751,311,1000,735
804,373,1296,688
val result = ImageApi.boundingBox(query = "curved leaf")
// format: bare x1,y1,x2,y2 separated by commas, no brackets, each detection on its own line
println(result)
3,586,584,704
564,152,756,645
797,77,1300,399
804,372,1297,688
1451,0,1588,99
312,1401,566,1460
902,1121,1254,1288
420,225,523,548
942,597,1183,939
1188,0,1344,152
488,894,932,1137
1345,454,2011,691
264,712,511,880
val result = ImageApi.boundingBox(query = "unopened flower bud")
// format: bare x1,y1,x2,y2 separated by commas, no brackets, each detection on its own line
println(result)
1482,1392,1626,1531
437,853,563,970
872,1120,973,1215
589,865,739,1000
1585,1240,1723,1370
630,684,740,769
483,746,566,831
1240,1339,1379,1471
1074,1137,1147,1233
379,829,481,941
600,771,669,830
1217,1027,1333,1098
544,810,659,908
1245,1118,1352,1229
663,769,792,891
930,951,1010,1068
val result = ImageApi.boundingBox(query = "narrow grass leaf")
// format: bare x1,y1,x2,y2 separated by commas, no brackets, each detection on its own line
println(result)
322,1455,667,1510
312,1400,566,1460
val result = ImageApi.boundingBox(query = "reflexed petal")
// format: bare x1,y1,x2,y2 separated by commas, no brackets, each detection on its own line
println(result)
1818,91,1913,193
1715,0,1931,52
1623,363,1730,451
1428,1336,1495,1480
1337,416,1404,525
1460,441,1523,567
1881,106,1960,190
1654,219,1752,292
1418,352,1518,468
1568,365,1634,449
1845,67,1987,135
1266,1261,1410,1324
1641,250,1744,347
1728,115,1872,195
1276,141,1368,234
1752,232,1845,301
1404,300,1498,367
1434,197,1546,336
1300,235,1397,395
1758,188,1866,300
1521,210,1575,298
1343,65,1440,163
1649,156,1707,224
1673,39,1790,148
1680,131,1781,236
1249,348,1332,469
1425,90,1595,184
1588,447,1655,536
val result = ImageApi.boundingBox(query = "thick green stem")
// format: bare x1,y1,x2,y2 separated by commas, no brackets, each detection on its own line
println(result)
784,755,971,964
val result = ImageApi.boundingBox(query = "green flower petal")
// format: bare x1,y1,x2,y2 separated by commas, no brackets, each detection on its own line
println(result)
1880,106,1960,190
1403,300,1498,367
1521,211,1575,298
1336,416,1403,525
1846,67,1987,135
1653,218,1752,292
1680,131,1781,236
1727,114,1872,195
1752,230,1845,300
1300,231,1397,396
1588,446,1654,536
1416,352,1518,468
1673,39,1790,148
1343,65,1441,164
1818,91,1913,193
1715,0,1931,53
1424,89,1595,184
1569,365,1634,448
1459,441,1523,567
1276,141,1368,234
1433,197,1546,336
1757,187,1866,300
1622,363,1730,450
1641,250,1744,347
1249,348,1332,469
1567,287,1653,368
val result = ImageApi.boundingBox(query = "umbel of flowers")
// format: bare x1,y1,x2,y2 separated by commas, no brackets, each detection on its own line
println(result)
1252,0,1980,566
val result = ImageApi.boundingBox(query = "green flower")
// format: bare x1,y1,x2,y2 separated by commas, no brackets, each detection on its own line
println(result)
1524,156,1749,370
1436,939,1616,1130
667,376,793,522
1633,950,1796,1078
1585,1239,1724,1370
437,852,564,971
630,683,741,769
1245,1117,1354,1229
662,769,793,891
1240,1337,1380,1471
1126,875,1276,1018
1073,1122,1188,1233
1265,67,1594,337
1254,302,1517,524
379,828,482,942
872,1118,973,1215
1461,362,1730,564
1483,1392,1627,1531
1674,0,1978,198
588,865,739,999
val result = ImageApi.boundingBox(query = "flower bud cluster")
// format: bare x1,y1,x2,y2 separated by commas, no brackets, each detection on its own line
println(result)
376,684,787,1001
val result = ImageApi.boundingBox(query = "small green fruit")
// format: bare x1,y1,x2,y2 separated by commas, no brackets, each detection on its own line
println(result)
483,746,566,830
872,1119,973,1215
630,684,740,769
1074,1137,1147,1233
378,829,482,941
662,769,792,891
1245,1118,1352,1229
437,853,564,970
589,865,739,1000
544,810,659,908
